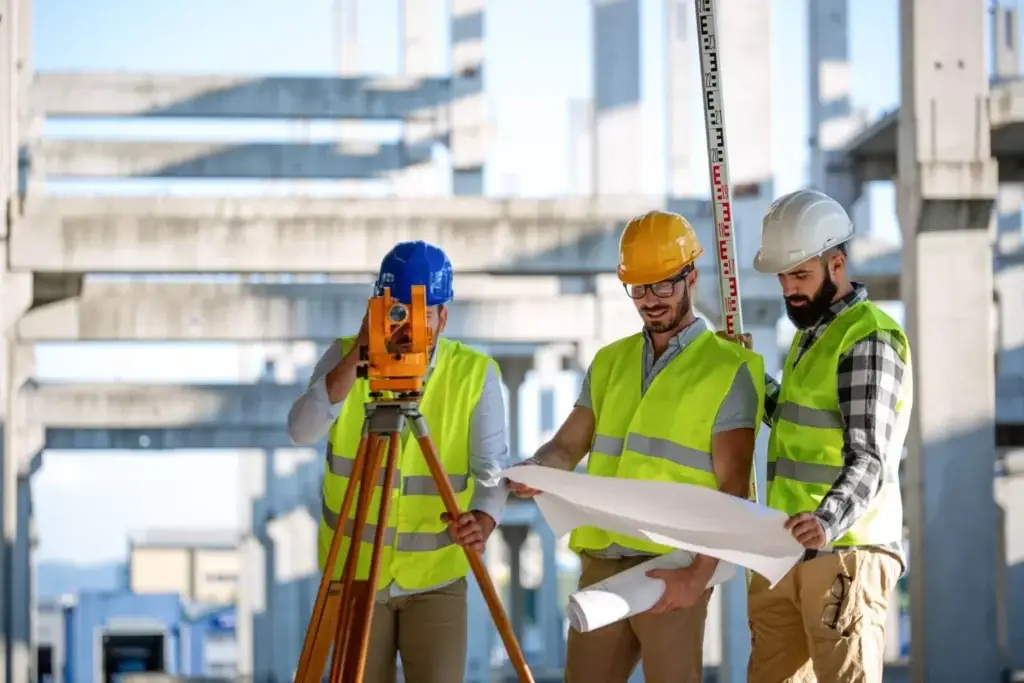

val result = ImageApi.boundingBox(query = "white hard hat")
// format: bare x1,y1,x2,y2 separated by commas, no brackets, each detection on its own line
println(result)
753,189,854,274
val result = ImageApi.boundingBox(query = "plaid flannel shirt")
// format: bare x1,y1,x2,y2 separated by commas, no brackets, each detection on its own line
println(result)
764,284,907,567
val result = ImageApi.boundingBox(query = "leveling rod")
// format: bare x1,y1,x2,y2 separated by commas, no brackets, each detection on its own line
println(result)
692,0,759,506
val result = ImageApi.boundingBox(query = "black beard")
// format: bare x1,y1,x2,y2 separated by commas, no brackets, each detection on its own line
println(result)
784,274,838,329
642,285,690,333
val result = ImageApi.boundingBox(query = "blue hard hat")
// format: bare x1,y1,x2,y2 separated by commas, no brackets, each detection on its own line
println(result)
374,240,454,306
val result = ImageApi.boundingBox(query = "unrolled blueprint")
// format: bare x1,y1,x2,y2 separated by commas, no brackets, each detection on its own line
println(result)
503,465,804,587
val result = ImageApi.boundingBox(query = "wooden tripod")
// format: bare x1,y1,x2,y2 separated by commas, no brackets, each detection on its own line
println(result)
293,398,535,683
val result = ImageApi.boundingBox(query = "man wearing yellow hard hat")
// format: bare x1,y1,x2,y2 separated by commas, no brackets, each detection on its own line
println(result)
509,211,765,683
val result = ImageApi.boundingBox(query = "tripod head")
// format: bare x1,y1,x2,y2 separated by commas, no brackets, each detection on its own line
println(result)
356,284,433,395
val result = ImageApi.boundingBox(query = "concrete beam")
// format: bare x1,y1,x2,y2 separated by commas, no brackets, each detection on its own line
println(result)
14,280,638,343
33,139,433,180
32,72,462,120
10,194,691,274
44,428,290,451
24,382,299,429
9,196,903,298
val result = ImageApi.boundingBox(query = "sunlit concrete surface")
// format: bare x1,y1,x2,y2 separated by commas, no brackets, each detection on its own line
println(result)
31,72,459,120
14,280,639,343
34,139,434,179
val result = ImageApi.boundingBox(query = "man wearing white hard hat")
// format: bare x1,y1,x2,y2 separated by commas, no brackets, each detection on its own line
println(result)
732,189,912,683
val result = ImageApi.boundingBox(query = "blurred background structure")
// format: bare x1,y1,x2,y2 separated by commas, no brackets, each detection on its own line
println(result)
0,0,1022,681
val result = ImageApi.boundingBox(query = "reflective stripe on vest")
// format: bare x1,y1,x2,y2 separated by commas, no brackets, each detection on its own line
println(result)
766,301,910,547
589,433,715,474
570,329,765,556
317,336,493,591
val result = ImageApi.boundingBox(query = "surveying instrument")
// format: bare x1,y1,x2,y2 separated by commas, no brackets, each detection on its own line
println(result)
292,284,534,683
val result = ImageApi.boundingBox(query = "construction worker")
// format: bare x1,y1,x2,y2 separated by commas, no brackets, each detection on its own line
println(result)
509,211,765,683
731,189,911,683
287,240,510,683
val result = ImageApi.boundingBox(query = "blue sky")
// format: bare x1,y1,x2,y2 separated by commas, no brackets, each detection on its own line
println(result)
30,0,909,563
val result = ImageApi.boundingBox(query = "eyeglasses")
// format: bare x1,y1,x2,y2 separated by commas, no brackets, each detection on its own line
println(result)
820,573,851,631
623,267,692,300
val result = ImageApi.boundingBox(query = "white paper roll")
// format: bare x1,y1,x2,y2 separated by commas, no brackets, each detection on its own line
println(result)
567,550,737,633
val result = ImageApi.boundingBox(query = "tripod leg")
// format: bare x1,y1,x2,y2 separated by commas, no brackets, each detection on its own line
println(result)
293,431,372,683
328,433,388,682
346,430,402,683
411,424,536,683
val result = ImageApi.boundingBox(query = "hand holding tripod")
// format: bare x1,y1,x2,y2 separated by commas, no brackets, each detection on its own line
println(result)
292,285,534,683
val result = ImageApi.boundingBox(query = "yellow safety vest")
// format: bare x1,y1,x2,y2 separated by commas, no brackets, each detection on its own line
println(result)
317,336,496,591
767,300,911,546
569,329,765,555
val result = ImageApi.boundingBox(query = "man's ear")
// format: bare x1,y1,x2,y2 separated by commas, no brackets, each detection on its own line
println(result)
437,305,448,335
829,250,846,279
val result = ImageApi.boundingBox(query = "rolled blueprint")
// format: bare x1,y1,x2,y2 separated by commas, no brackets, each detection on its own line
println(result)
566,550,737,633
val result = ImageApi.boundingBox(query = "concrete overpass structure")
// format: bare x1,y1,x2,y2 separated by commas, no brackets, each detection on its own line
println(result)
1,1,1022,683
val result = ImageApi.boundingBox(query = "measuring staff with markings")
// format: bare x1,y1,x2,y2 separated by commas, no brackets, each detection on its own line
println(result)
508,210,765,683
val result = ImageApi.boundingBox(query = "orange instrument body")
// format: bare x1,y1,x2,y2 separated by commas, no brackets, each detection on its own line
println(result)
361,285,432,395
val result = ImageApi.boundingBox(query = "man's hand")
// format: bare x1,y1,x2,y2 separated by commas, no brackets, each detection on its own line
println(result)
441,511,495,553
505,461,543,498
646,566,707,613
506,480,543,499
715,331,753,350
784,512,828,549
356,309,369,347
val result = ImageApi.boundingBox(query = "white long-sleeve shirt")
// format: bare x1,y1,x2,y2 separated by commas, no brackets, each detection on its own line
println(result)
287,340,511,598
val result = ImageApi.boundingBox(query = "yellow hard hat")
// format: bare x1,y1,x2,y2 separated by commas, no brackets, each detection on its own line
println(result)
617,210,704,285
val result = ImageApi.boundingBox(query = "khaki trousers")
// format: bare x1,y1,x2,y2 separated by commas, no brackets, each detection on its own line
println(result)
362,578,468,683
747,549,901,683
564,554,712,683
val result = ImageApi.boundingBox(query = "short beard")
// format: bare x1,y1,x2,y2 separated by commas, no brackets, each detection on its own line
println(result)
785,272,838,329
642,285,691,334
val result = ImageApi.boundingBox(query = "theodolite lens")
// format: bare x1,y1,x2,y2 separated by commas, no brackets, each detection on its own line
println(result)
388,303,408,324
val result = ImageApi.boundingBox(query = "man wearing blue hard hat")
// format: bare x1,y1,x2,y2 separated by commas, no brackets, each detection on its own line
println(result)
288,240,511,683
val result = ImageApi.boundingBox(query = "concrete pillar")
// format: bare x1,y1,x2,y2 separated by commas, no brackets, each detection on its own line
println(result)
993,2,1019,83
993,4,1021,239
449,0,486,195
666,0,695,197
717,299,781,683
235,448,270,678
1,341,37,683
534,517,564,670
592,0,642,196
567,98,593,196
12,473,32,683
496,357,530,461
396,0,442,196
251,449,276,683
500,525,529,644
807,0,864,217
332,0,367,198
718,0,772,192
896,1,1001,679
